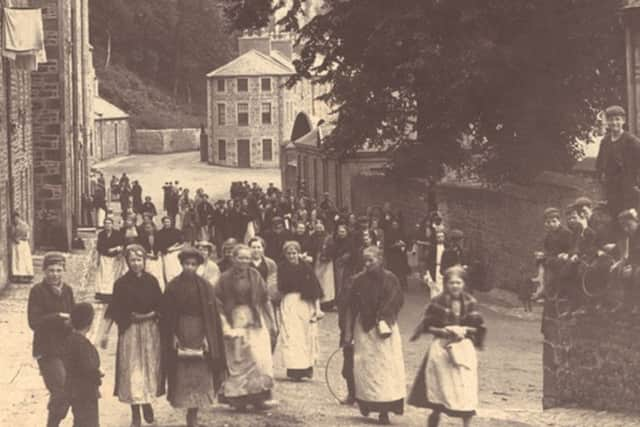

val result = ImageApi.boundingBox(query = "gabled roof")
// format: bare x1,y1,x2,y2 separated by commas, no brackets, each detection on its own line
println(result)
207,49,295,78
94,97,128,120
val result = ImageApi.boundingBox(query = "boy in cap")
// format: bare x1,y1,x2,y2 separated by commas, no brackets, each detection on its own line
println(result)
64,303,102,427
532,208,573,300
27,252,75,427
596,105,640,219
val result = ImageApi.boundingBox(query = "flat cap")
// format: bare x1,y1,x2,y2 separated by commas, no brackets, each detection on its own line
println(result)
43,251,66,269
178,247,205,265
605,105,626,118
543,207,561,220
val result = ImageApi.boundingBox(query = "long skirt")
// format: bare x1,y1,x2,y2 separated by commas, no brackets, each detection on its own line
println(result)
163,250,182,284
96,208,106,228
408,338,478,418
145,257,166,292
169,315,216,408
277,292,318,379
11,240,33,278
116,318,162,404
315,260,335,304
220,305,274,406
95,255,124,301
354,318,406,415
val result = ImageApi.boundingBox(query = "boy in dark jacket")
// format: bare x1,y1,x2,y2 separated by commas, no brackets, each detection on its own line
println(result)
64,303,102,427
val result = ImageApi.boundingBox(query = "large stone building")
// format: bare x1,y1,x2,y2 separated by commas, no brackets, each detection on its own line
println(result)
206,30,329,168
31,0,93,249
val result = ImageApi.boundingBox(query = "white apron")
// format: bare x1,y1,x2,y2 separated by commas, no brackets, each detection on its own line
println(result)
11,240,33,277
315,259,335,303
96,255,124,296
353,318,406,403
277,292,318,370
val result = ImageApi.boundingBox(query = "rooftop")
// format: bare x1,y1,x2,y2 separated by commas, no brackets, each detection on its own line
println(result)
206,49,295,78
94,97,128,120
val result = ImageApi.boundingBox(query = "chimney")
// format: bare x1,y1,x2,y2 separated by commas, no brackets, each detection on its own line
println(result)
271,32,293,60
238,28,271,56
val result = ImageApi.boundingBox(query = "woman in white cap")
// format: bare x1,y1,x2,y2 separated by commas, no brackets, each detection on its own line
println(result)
10,211,34,283
99,244,164,427
195,240,221,287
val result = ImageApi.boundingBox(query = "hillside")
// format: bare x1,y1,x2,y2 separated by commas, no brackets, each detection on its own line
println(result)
96,63,204,129
89,0,236,129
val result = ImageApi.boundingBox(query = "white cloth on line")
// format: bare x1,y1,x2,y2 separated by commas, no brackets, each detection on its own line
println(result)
2,8,47,71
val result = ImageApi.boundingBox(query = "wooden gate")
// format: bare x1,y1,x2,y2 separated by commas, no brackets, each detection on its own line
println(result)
237,139,250,168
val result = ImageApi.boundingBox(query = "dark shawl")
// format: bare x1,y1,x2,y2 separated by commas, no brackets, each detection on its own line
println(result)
277,260,323,302
155,227,183,254
105,270,164,397
162,272,227,397
105,270,163,333
408,291,485,410
413,291,485,347
344,268,403,340
97,229,124,257
215,267,271,328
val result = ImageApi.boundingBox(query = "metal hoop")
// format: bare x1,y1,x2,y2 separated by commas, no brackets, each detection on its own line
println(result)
324,347,347,403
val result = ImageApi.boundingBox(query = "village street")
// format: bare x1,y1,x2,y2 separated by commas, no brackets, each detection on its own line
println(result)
1,153,639,427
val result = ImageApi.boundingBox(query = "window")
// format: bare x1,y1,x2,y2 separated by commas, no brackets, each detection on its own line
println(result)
217,103,226,125
261,78,271,92
218,139,226,161
261,103,272,124
262,139,273,161
237,103,249,126
216,79,225,92
237,78,248,92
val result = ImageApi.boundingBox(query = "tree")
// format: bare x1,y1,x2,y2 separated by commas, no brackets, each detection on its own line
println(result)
225,0,626,184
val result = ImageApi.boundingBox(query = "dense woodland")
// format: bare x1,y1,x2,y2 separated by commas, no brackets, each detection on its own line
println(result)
89,0,237,128
228,0,627,184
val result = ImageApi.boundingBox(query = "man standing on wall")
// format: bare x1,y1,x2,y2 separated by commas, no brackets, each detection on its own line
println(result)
596,105,640,219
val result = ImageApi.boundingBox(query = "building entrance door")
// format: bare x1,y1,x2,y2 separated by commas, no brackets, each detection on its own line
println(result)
237,139,250,168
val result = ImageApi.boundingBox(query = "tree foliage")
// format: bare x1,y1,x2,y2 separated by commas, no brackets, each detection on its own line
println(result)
226,0,626,183
90,0,237,108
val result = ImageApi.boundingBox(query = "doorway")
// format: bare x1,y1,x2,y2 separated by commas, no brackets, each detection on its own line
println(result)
237,139,250,168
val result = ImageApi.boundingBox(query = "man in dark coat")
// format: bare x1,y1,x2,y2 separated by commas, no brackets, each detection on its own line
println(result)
596,105,640,218
27,252,75,427
131,181,143,213
263,217,293,264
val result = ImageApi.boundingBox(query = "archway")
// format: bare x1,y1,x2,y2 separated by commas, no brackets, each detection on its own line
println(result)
291,112,313,142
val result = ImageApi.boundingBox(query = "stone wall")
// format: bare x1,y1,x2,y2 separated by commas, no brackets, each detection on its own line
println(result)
542,304,640,412
350,171,602,292
132,128,199,154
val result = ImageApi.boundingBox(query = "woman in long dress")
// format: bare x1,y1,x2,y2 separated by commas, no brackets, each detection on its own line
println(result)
162,247,227,427
99,244,164,427
156,216,184,284
216,244,277,410
10,212,34,283
343,246,406,425
195,240,221,287
327,223,356,311
277,241,324,380
408,266,486,427
312,221,336,312
95,217,125,301
248,237,279,351
385,219,411,291
139,221,166,292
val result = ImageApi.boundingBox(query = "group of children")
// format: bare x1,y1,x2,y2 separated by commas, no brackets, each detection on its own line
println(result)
524,194,640,315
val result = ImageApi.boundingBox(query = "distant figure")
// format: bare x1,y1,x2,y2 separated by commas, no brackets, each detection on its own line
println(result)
200,124,208,162
11,212,34,283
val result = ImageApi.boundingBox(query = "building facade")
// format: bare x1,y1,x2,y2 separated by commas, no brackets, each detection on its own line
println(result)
281,125,389,209
206,31,329,168
0,0,37,287
31,0,92,250
93,97,130,161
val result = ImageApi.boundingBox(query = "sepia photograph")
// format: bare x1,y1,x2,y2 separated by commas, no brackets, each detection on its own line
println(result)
1,0,640,426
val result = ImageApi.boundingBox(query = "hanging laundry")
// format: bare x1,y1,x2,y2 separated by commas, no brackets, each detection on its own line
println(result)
2,8,47,71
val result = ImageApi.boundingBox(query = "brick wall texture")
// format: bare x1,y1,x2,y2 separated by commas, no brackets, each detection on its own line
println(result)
132,128,196,154
0,0,35,288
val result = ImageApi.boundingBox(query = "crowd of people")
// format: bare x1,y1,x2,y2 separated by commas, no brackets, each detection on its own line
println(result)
26,175,487,427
